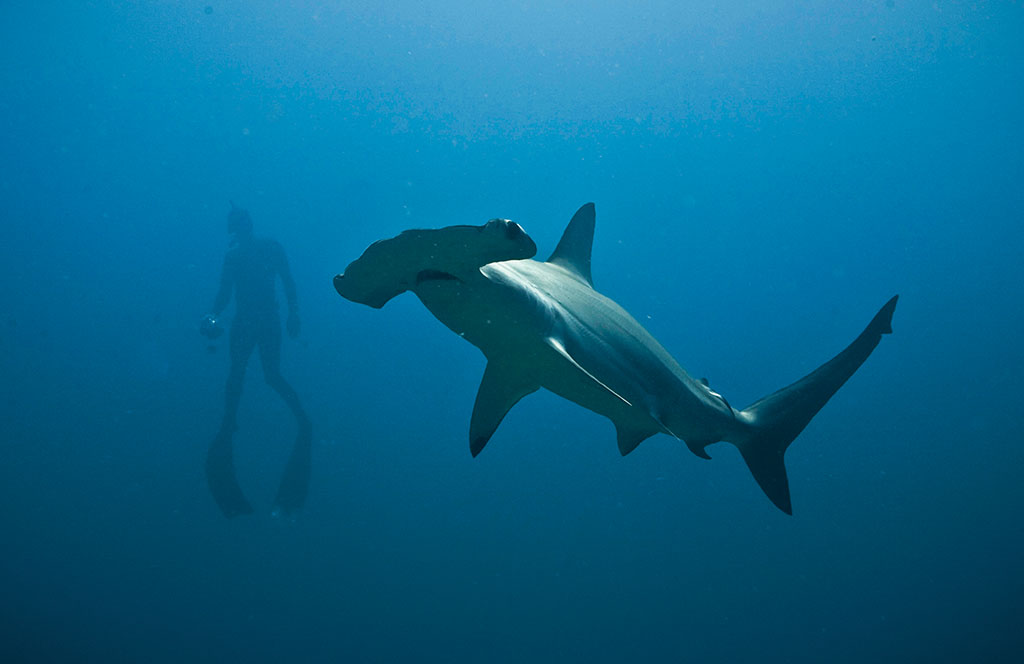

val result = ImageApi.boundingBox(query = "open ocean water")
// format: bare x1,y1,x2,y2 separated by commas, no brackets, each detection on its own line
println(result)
2,2,1022,662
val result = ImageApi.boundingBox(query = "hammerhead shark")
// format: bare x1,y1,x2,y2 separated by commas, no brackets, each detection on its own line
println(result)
334,203,897,513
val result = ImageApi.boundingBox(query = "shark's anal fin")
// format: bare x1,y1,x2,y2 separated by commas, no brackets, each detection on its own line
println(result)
546,203,595,287
685,438,714,460
469,362,539,457
545,336,632,408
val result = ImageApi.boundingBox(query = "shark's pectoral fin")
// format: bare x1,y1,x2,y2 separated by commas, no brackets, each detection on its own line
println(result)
470,362,539,457
544,337,632,407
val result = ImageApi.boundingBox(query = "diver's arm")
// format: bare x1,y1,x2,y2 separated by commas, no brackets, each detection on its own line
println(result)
200,252,233,338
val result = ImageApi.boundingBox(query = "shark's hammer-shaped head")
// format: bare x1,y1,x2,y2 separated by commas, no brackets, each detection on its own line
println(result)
334,217,536,308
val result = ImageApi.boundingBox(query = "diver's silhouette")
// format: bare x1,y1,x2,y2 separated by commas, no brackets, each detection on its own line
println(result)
202,204,311,517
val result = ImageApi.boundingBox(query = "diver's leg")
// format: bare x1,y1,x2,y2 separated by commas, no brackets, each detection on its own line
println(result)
258,318,309,427
258,317,311,513
207,321,257,517
220,322,256,434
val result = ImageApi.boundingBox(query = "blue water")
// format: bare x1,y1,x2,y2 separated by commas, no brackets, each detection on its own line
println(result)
2,1,1022,661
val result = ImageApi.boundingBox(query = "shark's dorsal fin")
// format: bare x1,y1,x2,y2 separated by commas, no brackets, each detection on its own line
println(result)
469,361,539,457
547,203,596,287
545,336,631,407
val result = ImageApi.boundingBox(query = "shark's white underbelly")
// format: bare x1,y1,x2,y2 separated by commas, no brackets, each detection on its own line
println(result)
416,259,736,443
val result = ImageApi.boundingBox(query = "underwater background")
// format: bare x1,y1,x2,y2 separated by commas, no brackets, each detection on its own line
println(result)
2,1,1022,662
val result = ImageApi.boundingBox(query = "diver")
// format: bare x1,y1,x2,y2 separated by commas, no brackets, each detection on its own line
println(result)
200,203,311,517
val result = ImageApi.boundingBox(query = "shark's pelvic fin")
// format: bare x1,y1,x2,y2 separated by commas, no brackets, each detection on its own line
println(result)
615,423,658,456
469,361,539,457
732,295,899,515
547,202,596,287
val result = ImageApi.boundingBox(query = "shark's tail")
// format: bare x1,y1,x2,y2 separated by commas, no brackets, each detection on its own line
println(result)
729,296,898,514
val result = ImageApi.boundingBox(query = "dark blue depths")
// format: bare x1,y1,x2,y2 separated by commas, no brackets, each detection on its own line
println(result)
1,2,1021,662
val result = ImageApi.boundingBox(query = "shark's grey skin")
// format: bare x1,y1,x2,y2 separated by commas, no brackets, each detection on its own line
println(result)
334,204,898,514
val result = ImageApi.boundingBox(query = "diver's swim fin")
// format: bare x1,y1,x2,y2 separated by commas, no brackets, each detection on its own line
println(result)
274,421,312,514
206,430,254,518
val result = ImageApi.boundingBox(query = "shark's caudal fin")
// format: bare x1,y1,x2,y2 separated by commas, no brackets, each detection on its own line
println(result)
732,295,899,514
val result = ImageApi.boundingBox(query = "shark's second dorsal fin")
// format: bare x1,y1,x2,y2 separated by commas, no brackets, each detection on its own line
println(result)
547,203,596,287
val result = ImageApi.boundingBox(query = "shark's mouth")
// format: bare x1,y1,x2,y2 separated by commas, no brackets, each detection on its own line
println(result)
416,269,461,285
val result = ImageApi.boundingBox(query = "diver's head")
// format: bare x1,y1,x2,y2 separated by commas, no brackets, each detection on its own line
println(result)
227,202,253,237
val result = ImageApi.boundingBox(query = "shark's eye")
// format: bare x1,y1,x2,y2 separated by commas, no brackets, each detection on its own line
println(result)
505,222,524,241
